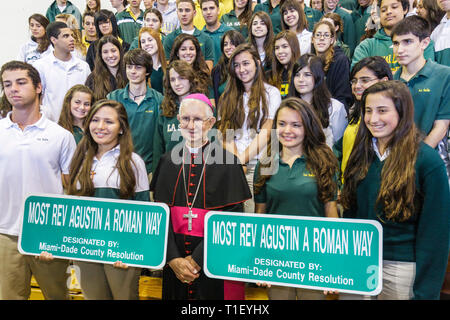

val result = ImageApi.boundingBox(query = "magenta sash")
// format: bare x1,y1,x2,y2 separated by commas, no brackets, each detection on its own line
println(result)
170,206,209,237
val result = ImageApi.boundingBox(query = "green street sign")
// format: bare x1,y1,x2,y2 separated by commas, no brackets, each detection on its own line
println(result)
18,194,169,269
204,212,383,295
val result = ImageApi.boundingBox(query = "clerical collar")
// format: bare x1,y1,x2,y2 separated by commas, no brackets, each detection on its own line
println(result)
185,140,210,154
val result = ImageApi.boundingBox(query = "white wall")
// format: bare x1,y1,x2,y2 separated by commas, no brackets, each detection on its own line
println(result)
0,0,133,67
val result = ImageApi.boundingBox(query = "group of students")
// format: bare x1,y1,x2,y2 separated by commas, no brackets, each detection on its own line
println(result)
0,0,449,301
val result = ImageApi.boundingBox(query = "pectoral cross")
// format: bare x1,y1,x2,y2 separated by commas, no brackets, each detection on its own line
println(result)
184,208,198,231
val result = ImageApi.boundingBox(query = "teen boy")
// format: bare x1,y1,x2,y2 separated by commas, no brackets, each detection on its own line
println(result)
107,49,163,175
0,61,76,299
392,15,450,150
352,0,435,73
32,21,90,122
200,0,232,65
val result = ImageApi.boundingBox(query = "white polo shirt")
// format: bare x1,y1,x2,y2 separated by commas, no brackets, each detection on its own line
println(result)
32,52,90,122
0,113,76,236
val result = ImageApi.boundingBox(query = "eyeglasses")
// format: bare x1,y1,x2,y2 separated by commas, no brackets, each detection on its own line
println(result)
179,116,211,126
313,32,332,39
350,77,379,86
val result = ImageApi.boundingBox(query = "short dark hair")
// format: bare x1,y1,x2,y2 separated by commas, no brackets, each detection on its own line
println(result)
0,61,42,96
46,21,68,46
378,0,410,12
391,15,431,40
124,49,153,78
200,0,219,8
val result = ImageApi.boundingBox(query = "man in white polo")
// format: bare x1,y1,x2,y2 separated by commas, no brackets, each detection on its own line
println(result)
0,60,76,300
32,21,90,122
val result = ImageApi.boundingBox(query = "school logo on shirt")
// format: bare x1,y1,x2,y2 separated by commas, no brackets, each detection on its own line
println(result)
167,123,181,132
303,172,315,177
145,110,154,114
418,88,431,93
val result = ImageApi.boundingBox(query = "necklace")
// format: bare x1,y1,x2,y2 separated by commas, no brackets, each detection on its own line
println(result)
181,145,211,231
128,89,146,101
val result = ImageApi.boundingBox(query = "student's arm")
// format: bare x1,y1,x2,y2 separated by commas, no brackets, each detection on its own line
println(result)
423,119,449,148
255,203,266,213
324,201,339,218
238,119,273,165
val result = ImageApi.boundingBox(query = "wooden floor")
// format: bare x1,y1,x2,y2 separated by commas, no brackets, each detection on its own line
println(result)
29,274,270,300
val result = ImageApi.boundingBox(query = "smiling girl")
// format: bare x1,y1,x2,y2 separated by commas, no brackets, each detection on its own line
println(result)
267,30,300,99
138,27,167,94
341,81,450,299
68,99,149,300
248,11,275,70
85,35,127,100
218,43,281,213
58,84,94,144
254,97,339,299
280,0,312,55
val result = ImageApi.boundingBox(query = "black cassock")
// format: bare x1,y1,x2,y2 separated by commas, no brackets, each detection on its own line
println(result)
150,141,252,300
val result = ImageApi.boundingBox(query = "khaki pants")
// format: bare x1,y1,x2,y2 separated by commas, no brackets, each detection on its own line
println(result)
268,285,326,300
0,234,69,300
74,261,140,300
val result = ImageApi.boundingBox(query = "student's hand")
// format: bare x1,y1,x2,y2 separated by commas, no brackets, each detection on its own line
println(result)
168,257,200,284
113,261,129,269
256,282,271,288
38,251,54,261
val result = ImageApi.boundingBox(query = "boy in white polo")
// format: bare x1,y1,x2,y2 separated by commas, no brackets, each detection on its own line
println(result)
32,21,90,122
0,61,76,300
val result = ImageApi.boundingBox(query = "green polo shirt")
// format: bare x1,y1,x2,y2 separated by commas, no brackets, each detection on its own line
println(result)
107,85,163,173
152,105,183,173
254,2,282,34
73,126,83,145
351,5,372,46
150,66,164,94
163,27,215,61
116,8,144,45
326,7,356,54
219,10,249,38
304,6,323,32
202,23,234,65
254,154,334,217
394,60,450,135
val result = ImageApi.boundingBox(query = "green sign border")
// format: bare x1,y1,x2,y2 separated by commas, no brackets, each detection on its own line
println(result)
18,193,169,269
204,211,383,296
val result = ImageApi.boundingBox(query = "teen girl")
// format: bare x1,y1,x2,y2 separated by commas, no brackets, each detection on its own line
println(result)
289,54,348,147
254,97,339,300
341,80,450,300
217,43,282,213
267,30,300,99
169,34,211,96
311,20,352,109
129,8,166,50
280,0,312,55
211,29,246,103
254,0,284,34
86,9,130,70
248,11,275,71
58,84,94,144
152,60,206,172
18,14,52,64
334,56,392,181
68,99,150,299
139,27,167,94
85,35,127,100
